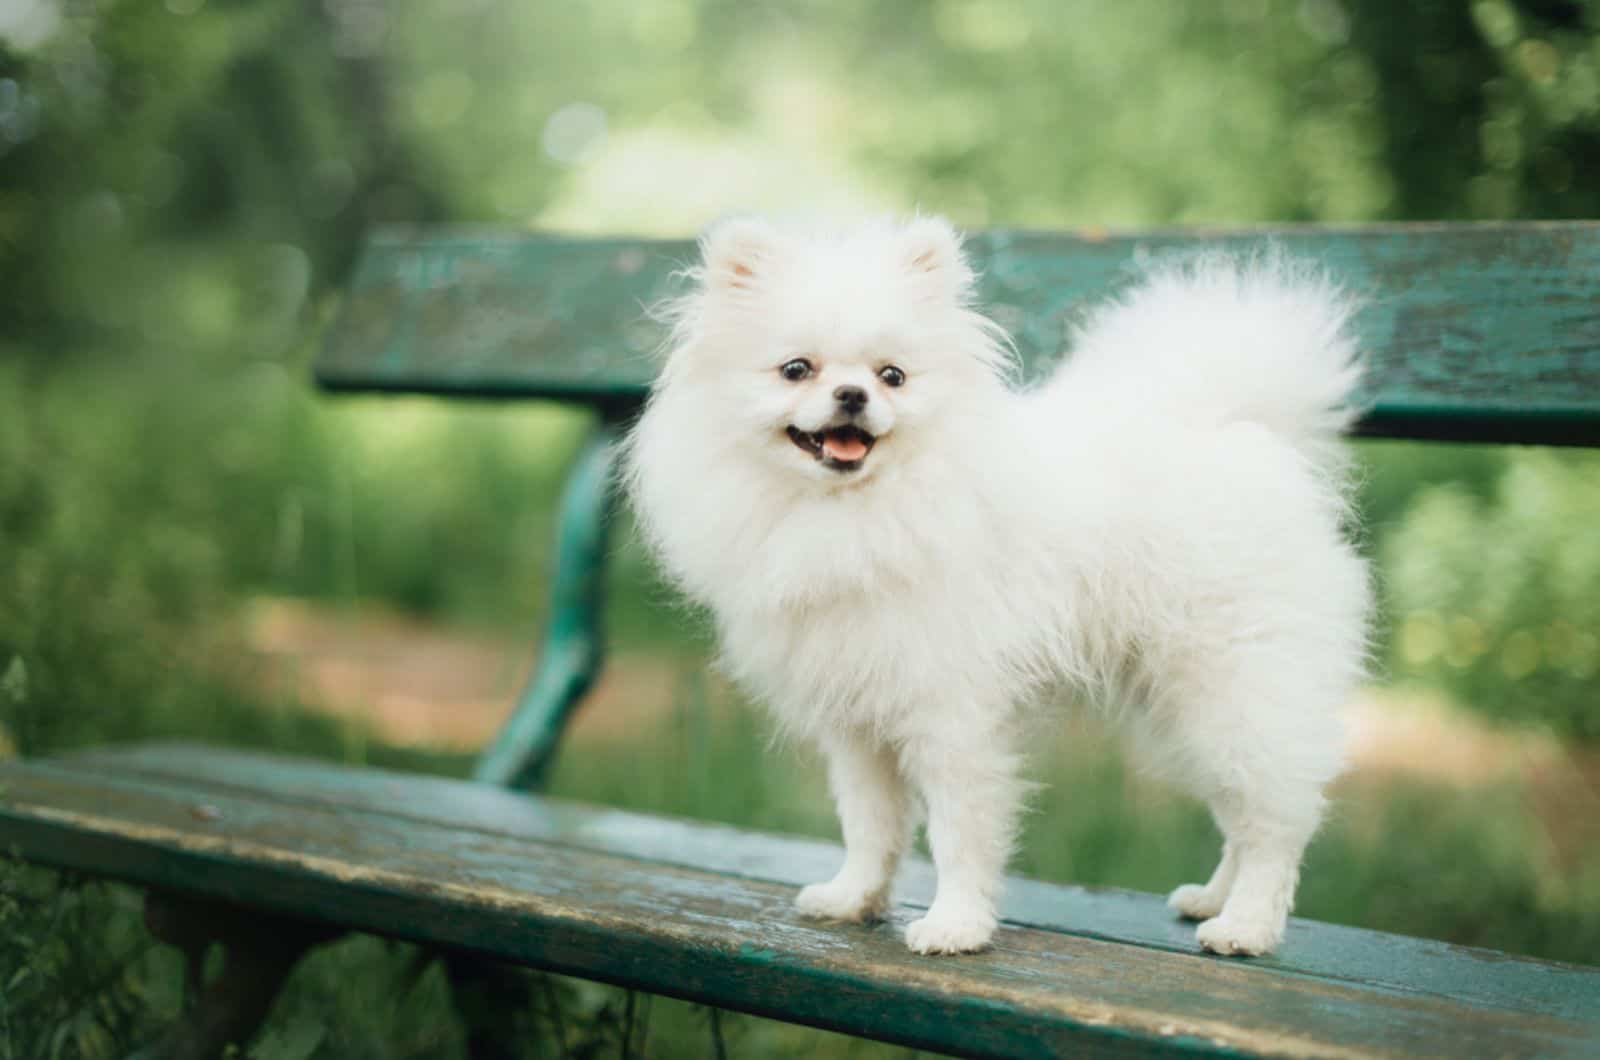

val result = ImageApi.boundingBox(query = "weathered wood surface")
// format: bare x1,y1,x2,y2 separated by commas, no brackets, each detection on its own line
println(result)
4,745,1598,1058
316,223,1600,446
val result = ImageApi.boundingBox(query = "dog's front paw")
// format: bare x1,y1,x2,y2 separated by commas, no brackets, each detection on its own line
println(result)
795,879,887,923
1195,914,1283,957
904,902,996,955
1167,883,1227,921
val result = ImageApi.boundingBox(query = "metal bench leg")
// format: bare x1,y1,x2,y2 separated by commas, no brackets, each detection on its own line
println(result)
443,953,538,1060
473,416,622,792
453,416,623,1052
131,891,336,1060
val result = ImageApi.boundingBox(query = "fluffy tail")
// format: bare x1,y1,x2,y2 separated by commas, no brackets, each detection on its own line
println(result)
1054,253,1363,460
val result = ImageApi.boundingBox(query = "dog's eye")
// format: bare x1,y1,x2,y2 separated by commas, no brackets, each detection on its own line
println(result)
779,358,814,382
878,365,906,388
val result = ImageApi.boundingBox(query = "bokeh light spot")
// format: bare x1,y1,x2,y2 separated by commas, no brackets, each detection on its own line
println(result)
0,0,61,48
412,71,474,131
1400,612,1446,666
542,102,607,166
1297,0,1349,45
1472,0,1520,48
630,0,696,51
1514,39,1560,85
1446,614,1485,669
933,0,1032,52
1500,631,1540,680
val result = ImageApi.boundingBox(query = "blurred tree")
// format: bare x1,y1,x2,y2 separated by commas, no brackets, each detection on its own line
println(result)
0,0,448,365
1347,0,1600,218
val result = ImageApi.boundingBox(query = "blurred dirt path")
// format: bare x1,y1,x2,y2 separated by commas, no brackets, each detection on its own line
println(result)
244,597,687,751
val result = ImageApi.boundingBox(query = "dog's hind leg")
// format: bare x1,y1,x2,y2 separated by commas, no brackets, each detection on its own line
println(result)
1192,798,1318,957
796,733,915,923
1146,652,1345,956
1168,714,1335,956
1167,811,1240,921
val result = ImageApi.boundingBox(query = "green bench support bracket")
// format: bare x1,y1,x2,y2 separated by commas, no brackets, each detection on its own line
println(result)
473,414,623,791
129,891,337,1060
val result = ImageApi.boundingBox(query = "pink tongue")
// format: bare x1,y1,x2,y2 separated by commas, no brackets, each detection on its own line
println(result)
822,432,869,462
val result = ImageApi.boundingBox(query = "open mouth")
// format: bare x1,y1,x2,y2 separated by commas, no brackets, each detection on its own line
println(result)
787,425,877,472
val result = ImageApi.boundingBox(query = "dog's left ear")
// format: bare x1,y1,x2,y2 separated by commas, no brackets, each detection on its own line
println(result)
901,216,974,299
701,216,780,295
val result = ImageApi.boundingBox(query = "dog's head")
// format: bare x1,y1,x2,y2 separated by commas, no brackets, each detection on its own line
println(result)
655,216,1012,485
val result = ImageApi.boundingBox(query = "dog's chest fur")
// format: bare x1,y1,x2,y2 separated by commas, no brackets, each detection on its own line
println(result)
708,482,1072,738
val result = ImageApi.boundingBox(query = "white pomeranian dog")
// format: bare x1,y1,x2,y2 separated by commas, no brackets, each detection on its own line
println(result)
624,216,1370,958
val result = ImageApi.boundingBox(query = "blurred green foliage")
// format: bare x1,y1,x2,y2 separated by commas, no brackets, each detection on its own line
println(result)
1348,0,1600,218
0,864,177,1058
1385,449,1600,740
3,0,1600,1055
4,0,1598,745
0,0,444,360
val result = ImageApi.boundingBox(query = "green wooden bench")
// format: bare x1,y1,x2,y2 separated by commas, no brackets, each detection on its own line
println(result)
5,223,1600,1058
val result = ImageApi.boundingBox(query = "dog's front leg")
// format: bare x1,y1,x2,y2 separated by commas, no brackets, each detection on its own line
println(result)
900,726,1022,955
795,733,914,923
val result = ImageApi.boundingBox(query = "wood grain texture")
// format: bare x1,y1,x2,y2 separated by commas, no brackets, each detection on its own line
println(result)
315,223,1600,446
5,745,1598,1059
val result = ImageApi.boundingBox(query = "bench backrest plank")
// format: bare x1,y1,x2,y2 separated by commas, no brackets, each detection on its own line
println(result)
316,223,1600,446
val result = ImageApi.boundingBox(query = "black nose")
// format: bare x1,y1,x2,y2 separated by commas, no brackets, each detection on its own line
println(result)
833,385,868,413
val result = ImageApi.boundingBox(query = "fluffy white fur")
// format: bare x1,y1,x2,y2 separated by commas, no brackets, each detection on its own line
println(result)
624,216,1370,958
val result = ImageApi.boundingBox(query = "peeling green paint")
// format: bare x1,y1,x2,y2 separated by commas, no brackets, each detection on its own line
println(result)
4,746,1598,1059
471,419,620,792
317,223,1600,446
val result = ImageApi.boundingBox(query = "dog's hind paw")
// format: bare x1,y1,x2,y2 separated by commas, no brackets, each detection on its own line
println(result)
795,880,887,923
1195,914,1283,957
904,902,996,955
1167,883,1227,921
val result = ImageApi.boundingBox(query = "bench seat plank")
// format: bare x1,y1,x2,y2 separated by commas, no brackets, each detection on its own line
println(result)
3,746,1596,1058
56,742,1600,1025
315,223,1600,446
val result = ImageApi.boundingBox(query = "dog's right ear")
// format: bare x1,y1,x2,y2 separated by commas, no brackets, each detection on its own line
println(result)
900,215,974,300
701,217,779,294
